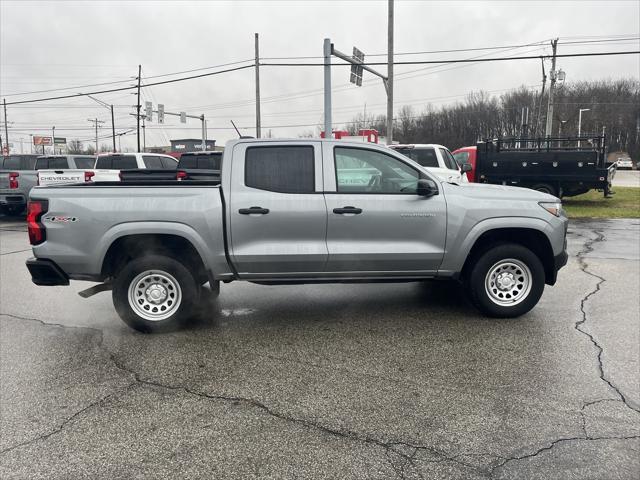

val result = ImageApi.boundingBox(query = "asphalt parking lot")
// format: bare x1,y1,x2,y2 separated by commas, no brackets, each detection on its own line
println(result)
1,215,638,479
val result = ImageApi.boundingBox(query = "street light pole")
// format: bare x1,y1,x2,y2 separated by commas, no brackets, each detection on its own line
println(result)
578,108,590,148
85,94,117,152
52,126,55,155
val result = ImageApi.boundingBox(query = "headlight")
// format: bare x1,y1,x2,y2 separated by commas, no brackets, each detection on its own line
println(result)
539,201,563,217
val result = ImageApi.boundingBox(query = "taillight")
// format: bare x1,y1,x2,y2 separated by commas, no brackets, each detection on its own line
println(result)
9,172,19,189
176,171,188,181
27,200,49,245
84,171,95,182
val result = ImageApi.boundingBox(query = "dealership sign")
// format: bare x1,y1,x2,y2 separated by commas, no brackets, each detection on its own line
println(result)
33,136,53,146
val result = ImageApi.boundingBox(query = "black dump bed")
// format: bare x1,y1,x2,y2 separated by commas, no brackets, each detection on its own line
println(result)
475,136,616,197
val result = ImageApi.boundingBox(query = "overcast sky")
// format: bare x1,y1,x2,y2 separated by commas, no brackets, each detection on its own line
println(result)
1,0,638,151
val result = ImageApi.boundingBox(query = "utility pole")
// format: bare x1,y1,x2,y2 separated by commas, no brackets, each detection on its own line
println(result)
136,64,142,152
110,105,116,152
3,98,8,154
87,118,104,153
323,38,332,138
544,38,558,137
255,33,261,139
52,126,55,155
387,0,394,144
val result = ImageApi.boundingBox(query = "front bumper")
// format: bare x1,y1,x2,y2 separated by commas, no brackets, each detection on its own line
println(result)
26,258,70,286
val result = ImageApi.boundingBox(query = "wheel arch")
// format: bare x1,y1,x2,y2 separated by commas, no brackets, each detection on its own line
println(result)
101,232,209,284
460,227,556,285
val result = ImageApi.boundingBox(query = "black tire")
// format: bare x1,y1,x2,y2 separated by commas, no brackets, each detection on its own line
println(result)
466,243,545,318
112,255,199,333
531,183,557,197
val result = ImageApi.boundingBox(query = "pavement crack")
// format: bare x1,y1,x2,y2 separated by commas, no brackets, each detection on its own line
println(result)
0,386,134,456
575,230,640,414
489,435,640,477
0,248,32,256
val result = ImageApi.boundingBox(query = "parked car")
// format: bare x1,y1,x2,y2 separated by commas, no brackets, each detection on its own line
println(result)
37,152,178,186
26,138,568,332
615,156,633,170
388,144,469,183
0,154,40,215
35,155,96,186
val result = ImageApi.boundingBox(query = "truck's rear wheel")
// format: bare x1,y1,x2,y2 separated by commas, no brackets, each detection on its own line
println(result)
466,244,545,318
113,255,198,332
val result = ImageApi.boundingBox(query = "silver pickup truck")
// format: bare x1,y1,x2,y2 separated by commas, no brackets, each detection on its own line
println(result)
25,139,568,332
0,154,40,215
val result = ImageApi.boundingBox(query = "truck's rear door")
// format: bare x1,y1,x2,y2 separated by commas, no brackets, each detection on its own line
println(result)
228,142,327,275
322,144,447,275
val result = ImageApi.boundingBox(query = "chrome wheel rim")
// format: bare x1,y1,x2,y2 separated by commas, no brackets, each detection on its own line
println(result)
484,259,532,307
128,270,182,321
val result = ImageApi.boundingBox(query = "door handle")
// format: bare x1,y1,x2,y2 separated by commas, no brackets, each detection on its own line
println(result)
239,206,270,215
333,206,363,215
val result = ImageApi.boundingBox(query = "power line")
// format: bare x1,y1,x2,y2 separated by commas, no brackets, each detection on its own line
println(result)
5,50,638,106
259,50,640,67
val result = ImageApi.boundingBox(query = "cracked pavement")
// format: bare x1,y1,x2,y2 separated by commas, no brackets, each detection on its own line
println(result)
1,216,638,479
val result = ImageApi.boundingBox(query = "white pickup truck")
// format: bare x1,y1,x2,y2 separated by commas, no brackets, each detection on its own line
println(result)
389,144,469,183
37,152,178,186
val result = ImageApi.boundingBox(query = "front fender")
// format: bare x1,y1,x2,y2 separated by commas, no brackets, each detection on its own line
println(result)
439,216,556,275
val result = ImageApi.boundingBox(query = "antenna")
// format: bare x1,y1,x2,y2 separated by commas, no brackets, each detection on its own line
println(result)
231,120,242,138
230,120,255,139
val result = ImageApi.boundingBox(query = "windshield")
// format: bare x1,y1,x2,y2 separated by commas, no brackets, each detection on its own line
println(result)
95,155,137,169
392,148,439,168
453,151,469,167
179,153,222,170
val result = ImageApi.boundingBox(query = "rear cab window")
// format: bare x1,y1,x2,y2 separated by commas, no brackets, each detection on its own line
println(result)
95,155,137,169
35,157,70,170
179,153,222,170
245,146,315,193
2,155,37,170
73,156,95,169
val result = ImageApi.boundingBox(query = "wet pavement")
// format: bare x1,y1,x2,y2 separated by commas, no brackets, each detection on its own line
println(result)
1,215,638,479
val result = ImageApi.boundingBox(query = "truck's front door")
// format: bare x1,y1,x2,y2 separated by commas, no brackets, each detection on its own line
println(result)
228,142,327,276
323,145,447,275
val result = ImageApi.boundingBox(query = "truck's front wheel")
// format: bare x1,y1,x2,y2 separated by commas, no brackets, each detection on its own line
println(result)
113,255,198,333
466,244,545,318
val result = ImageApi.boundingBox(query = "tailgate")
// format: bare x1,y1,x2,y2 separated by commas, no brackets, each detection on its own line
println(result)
38,169,87,186
0,172,9,189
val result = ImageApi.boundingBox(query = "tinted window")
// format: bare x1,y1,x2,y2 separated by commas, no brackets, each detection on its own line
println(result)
393,147,439,168
2,155,37,170
159,156,178,169
143,155,164,169
74,157,95,169
439,148,458,170
335,147,419,194
2,156,20,169
35,157,69,170
179,153,221,170
452,151,469,166
245,146,314,193
95,155,137,169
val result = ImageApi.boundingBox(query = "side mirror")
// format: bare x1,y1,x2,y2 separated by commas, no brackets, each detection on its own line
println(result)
417,178,439,197
461,163,472,173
